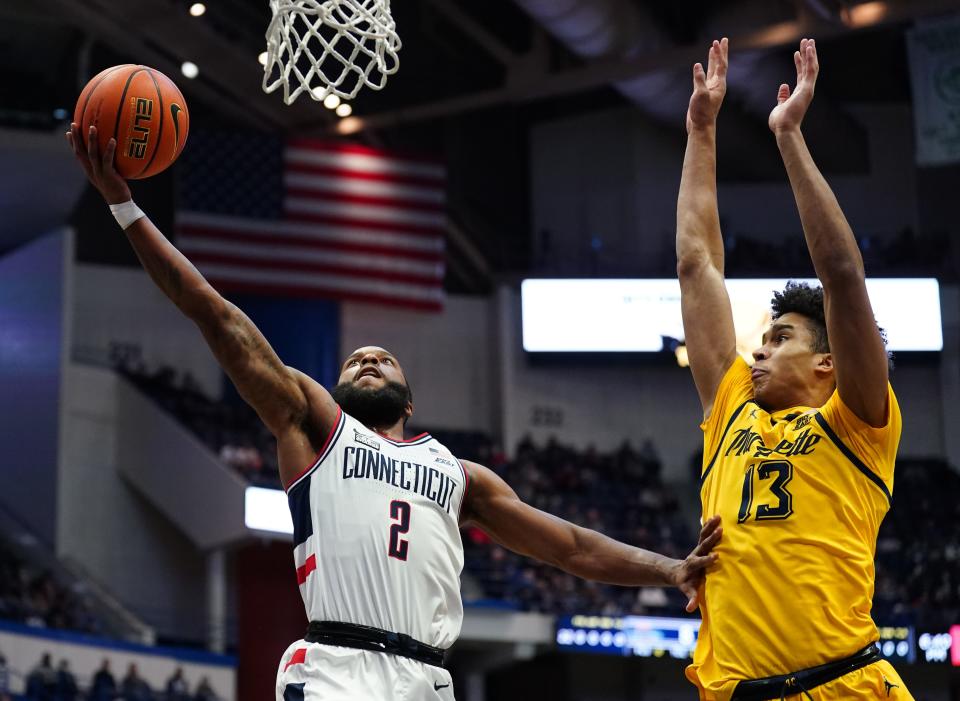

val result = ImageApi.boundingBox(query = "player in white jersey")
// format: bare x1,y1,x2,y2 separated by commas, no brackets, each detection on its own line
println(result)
68,125,723,701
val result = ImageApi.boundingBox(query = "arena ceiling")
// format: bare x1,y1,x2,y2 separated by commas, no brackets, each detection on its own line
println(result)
3,0,953,133
0,0,957,274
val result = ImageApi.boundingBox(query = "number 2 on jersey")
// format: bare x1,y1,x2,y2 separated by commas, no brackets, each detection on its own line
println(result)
737,459,794,522
388,500,411,560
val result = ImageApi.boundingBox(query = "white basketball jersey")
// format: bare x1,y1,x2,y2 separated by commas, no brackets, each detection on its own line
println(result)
285,407,468,650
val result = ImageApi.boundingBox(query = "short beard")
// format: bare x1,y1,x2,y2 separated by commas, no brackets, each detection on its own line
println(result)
330,380,412,429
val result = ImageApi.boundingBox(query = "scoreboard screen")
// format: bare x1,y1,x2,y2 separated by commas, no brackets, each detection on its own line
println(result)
556,615,700,659
557,617,955,666
877,626,915,664
522,278,943,353
917,627,960,665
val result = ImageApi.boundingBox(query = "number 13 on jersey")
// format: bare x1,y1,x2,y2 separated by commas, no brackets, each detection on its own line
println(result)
737,459,795,523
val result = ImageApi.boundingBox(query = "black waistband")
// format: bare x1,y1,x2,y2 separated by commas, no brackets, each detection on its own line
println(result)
731,644,880,701
305,621,445,668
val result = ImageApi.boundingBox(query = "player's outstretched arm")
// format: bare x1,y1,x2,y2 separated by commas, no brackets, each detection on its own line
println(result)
768,40,889,426
677,38,738,418
66,124,339,476
460,461,721,612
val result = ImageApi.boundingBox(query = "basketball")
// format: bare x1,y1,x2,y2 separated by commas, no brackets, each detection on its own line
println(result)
74,64,189,180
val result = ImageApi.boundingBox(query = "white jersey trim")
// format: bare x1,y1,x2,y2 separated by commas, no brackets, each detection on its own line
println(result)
285,407,346,493
376,432,433,447
454,458,470,521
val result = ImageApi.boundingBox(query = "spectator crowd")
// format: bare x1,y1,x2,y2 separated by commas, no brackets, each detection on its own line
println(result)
536,224,958,281
719,226,954,280
460,435,694,616
19,653,219,701
0,545,98,636
873,457,960,629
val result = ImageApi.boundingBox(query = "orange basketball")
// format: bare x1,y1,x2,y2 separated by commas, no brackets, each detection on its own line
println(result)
74,64,190,180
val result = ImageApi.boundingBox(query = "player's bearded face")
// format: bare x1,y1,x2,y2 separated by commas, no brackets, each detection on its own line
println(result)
331,380,412,428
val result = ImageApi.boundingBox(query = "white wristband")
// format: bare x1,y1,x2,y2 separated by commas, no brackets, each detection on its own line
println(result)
108,200,146,230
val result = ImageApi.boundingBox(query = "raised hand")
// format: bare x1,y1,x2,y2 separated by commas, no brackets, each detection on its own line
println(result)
66,123,132,205
768,38,819,135
686,38,728,133
672,515,722,612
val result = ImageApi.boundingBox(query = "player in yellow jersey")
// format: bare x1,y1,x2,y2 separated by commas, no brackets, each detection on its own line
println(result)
675,37,913,700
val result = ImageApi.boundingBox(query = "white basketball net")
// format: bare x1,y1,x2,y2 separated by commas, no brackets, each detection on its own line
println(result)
263,0,401,104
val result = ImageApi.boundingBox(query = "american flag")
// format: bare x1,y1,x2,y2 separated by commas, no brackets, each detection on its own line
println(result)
175,131,445,310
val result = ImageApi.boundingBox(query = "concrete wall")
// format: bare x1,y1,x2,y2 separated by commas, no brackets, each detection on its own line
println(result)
530,104,920,275
340,297,497,434
717,104,919,242
71,264,222,399
114,377,248,550
531,110,680,275
894,362,947,460
0,230,68,545
0,128,87,252
56,364,208,640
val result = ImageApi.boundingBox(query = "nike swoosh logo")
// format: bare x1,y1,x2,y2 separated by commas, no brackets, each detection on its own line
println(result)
170,103,183,158
433,682,450,691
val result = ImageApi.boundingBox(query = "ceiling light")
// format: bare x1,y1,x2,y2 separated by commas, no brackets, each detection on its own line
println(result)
311,86,326,100
842,1,887,27
181,61,199,79
189,3,206,17
336,117,364,135
335,103,352,117
323,93,341,110
258,51,268,66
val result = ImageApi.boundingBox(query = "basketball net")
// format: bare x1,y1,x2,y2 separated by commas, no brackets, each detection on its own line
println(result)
262,0,401,104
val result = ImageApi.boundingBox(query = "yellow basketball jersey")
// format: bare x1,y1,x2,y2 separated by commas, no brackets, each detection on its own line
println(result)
686,358,901,701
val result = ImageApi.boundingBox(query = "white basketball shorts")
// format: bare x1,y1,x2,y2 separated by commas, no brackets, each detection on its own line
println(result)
276,639,456,701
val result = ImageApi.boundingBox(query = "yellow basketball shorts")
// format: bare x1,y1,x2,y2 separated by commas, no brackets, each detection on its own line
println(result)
768,660,913,701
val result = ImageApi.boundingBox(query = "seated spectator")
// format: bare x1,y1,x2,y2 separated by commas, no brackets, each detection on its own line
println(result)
637,587,669,609
218,444,239,469
194,677,217,701
166,666,190,701
25,652,56,701
56,660,78,701
638,438,662,482
121,663,152,701
0,543,100,636
89,659,117,701
0,652,10,701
